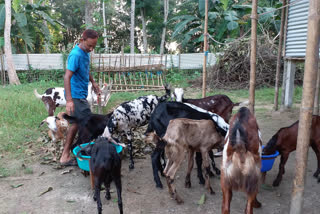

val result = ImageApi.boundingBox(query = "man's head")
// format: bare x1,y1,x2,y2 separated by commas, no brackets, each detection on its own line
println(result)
79,29,99,53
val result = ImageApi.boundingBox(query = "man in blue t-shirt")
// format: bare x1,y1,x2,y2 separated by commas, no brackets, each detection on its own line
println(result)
60,29,101,166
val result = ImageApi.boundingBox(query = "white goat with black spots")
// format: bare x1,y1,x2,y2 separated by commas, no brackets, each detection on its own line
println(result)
102,85,171,169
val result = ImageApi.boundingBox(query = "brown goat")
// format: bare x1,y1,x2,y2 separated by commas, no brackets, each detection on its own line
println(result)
40,112,69,161
172,88,248,123
221,107,262,214
263,115,320,186
159,118,224,204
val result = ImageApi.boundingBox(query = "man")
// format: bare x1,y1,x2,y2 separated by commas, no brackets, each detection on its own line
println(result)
60,29,101,166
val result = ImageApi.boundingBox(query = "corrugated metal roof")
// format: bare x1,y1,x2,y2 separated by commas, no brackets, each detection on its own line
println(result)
285,0,320,57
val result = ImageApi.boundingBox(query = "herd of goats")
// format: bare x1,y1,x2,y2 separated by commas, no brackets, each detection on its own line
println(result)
35,85,320,214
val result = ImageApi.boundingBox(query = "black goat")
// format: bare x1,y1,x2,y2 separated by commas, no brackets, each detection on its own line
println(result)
145,101,229,188
63,112,113,149
89,137,123,214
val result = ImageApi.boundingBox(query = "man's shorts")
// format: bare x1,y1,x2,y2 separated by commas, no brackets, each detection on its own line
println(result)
70,98,91,125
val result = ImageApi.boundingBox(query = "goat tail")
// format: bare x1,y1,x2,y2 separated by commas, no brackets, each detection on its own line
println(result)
34,89,43,99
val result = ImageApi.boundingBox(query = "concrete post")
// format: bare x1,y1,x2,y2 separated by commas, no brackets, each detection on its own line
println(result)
284,59,296,108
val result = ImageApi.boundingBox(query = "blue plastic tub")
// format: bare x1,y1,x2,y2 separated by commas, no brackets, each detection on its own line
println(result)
261,145,279,172
73,142,123,172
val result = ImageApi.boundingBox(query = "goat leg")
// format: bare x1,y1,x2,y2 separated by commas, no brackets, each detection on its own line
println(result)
245,193,259,214
128,140,135,170
114,177,123,214
208,150,220,175
166,177,184,204
151,148,163,188
221,187,232,214
195,152,205,185
273,153,289,187
185,150,194,188
202,151,215,195
104,178,112,200
310,143,320,178
93,181,103,214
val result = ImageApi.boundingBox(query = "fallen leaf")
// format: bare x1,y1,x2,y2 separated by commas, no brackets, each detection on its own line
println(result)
39,172,45,177
39,187,53,197
66,200,76,203
11,184,24,188
197,194,206,205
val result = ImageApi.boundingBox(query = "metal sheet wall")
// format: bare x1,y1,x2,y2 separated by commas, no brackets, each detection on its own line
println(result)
285,0,320,57
0,53,216,71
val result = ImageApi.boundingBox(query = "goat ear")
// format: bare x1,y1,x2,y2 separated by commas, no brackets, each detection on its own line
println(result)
55,116,60,120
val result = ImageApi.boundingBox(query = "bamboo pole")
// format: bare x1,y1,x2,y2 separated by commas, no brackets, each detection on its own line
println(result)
0,50,5,85
289,0,320,213
274,0,287,111
202,0,208,98
249,0,258,114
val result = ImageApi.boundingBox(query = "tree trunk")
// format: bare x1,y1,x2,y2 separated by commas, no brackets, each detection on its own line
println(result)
130,0,135,54
160,0,169,55
102,1,108,52
140,8,147,53
85,0,93,29
4,0,20,85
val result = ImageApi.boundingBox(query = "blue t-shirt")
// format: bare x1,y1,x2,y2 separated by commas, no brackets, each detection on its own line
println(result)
67,44,90,99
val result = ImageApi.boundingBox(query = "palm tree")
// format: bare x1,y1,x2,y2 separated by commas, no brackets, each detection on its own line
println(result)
4,0,20,85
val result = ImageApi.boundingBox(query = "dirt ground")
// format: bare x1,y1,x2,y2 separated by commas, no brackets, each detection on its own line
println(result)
1,106,320,214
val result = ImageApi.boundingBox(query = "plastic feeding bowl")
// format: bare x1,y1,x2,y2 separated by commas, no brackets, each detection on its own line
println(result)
72,142,123,172
261,145,279,172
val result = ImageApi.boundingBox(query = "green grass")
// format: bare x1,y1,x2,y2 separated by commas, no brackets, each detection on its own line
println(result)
0,78,303,177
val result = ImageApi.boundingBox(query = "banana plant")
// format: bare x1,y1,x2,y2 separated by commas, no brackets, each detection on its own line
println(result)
0,0,57,53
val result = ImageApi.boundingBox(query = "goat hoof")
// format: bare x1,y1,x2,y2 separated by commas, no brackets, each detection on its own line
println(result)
185,181,191,188
208,170,215,177
272,180,280,187
209,188,215,195
313,171,320,178
215,169,221,175
198,178,205,185
129,164,134,170
156,183,163,189
253,199,262,208
93,195,97,201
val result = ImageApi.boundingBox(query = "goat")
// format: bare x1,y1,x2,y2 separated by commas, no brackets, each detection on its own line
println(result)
145,101,229,188
262,115,320,186
156,118,224,204
221,107,262,214
172,88,248,123
39,112,69,161
34,83,108,116
63,112,113,149
90,137,123,214
102,85,171,170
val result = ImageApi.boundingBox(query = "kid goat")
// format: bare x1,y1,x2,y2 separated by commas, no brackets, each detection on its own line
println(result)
221,107,262,214
90,137,123,214
263,115,320,186
145,101,229,188
34,83,108,116
102,85,171,170
160,118,224,204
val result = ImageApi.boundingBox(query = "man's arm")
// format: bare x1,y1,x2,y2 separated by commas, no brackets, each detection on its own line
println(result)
89,74,101,95
64,69,74,115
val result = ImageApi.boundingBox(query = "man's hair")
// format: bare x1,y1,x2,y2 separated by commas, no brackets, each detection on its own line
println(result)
82,29,99,40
